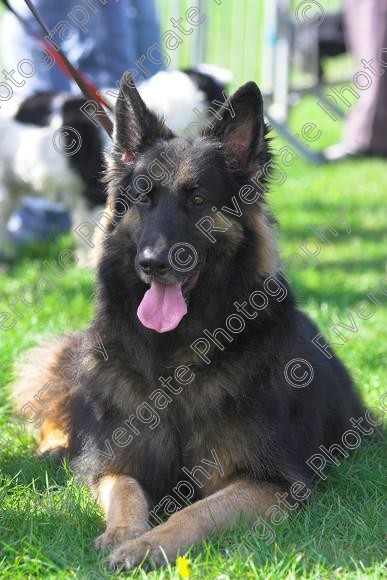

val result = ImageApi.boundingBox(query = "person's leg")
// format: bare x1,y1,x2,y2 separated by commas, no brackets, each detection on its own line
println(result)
342,0,387,154
365,1,387,154
73,1,137,89
131,0,163,77
1,0,164,101
74,0,164,89
0,0,74,98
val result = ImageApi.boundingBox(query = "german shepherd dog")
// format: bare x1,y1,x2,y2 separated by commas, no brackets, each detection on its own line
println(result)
13,73,363,571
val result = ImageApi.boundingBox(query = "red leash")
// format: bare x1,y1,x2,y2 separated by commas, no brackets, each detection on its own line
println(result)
2,0,114,137
39,37,110,111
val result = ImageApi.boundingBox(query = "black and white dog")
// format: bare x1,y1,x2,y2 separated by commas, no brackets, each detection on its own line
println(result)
0,67,230,263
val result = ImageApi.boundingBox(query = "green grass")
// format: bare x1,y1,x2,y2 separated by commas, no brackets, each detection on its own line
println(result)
1,94,387,578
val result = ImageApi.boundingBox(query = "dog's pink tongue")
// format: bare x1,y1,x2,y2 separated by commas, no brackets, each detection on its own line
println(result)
137,281,187,333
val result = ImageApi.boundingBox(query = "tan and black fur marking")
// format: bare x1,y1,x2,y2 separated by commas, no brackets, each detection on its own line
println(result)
12,75,364,571
93,475,150,550
13,334,79,458
110,480,284,569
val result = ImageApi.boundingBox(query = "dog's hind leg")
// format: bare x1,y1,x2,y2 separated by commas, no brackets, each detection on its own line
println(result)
93,475,150,550
12,334,81,460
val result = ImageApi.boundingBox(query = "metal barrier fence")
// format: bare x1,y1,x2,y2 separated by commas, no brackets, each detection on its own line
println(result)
156,0,352,87
156,0,263,86
156,0,354,161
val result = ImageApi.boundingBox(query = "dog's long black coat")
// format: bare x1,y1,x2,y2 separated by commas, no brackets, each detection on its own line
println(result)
55,77,365,508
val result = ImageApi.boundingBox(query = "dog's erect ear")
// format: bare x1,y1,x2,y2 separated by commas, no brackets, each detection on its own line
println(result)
114,72,174,161
207,81,268,171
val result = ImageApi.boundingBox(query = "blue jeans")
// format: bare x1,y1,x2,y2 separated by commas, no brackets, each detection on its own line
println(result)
0,0,163,95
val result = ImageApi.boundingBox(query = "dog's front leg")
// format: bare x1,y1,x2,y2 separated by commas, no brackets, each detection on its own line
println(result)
93,475,150,550
109,479,286,571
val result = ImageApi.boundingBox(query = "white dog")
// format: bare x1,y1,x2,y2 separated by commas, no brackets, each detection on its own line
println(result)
0,67,230,263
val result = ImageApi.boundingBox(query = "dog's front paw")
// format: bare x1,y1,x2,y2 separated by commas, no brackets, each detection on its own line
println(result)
109,536,166,571
94,524,149,551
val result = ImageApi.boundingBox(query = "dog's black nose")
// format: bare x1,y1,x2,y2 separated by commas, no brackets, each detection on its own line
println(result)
138,248,170,276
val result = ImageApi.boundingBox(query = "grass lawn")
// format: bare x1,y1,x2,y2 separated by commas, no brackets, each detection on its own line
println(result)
0,91,386,578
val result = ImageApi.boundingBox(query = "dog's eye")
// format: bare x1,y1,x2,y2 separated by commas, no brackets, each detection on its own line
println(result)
191,194,207,206
137,193,150,204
